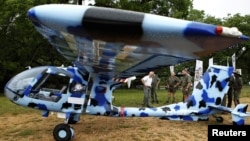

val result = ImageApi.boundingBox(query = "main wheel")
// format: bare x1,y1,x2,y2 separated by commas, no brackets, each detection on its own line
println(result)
53,123,74,141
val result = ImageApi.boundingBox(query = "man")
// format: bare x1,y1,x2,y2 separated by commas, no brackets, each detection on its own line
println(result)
181,68,192,102
233,71,243,106
165,71,180,103
151,73,160,104
141,71,154,108
227,75,234,107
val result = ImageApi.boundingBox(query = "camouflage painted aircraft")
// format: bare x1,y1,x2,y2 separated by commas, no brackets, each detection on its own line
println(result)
4,4,250,141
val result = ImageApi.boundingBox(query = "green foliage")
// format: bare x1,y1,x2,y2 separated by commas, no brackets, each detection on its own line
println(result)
0,0,70,91
187,9,206,22
95,0,116,7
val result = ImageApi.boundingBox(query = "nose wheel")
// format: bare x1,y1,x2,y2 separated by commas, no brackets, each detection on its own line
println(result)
53,123,74,141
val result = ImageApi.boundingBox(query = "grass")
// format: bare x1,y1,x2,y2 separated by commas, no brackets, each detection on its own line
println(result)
0,94,38,116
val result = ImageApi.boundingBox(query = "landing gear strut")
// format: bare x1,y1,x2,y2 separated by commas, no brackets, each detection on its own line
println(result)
53,123,74,141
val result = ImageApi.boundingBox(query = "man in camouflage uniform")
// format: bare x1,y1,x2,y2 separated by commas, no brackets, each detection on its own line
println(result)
233,71,243,106
181,68,192,102
151,73,160,104
165,71,180,103
227,75,234,107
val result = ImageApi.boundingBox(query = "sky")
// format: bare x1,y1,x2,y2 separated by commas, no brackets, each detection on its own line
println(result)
193,0,250,18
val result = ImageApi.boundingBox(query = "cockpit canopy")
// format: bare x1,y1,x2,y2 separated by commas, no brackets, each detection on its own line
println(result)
5,66,85,100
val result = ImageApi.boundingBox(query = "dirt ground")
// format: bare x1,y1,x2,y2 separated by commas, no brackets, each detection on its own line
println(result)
0,98,249,141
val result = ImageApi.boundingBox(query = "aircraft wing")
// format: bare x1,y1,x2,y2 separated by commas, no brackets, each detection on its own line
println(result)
27,4,250,78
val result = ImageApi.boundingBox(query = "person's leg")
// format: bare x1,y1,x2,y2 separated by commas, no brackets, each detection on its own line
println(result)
172,93,176,103
169,92,173,103
165,91,171,103
171,89,177,103
221,94,226,106
237,90,241,105
184,94,188,102
151,87,155,103
155,89,159,103
235,90,240,106
227,88,232,107
168,88,174,103
142,86,147,106
182,89,185,102
183,88,191,102
233,90,238,107
146,87,152,107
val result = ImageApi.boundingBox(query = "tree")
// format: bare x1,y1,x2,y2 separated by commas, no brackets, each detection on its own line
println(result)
0,0,69,91
222,14,250,83
95,0,115,7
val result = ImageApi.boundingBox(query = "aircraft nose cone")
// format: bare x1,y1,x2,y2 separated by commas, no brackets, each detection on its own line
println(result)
4,66,48,103
4,86,16,101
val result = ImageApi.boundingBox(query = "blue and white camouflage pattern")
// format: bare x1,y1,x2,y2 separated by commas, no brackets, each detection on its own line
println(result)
26,4,249,77
5,63,250,125
3,4,250,140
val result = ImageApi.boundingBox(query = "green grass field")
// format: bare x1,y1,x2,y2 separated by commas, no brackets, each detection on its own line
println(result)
1,85,250,115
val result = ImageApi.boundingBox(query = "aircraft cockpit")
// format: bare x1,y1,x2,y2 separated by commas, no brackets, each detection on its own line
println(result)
5,66,78,103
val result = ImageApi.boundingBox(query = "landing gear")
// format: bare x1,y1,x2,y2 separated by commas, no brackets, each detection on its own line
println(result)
212,115,224,123
53,123,74,141
68,113,80,124
216,116,223,123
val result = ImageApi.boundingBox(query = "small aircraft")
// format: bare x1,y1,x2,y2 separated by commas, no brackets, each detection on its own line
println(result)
4,4,250,141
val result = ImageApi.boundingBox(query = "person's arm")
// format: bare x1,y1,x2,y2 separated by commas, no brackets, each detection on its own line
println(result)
141,76,148,87
141,78,145,86
239,77,243,90
175,77,180,88
165,78,169,88
186,83,191,90
157,78,160,87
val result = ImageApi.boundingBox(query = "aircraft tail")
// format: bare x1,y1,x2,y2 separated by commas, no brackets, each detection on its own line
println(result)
231,104,250,125
186,65,234,109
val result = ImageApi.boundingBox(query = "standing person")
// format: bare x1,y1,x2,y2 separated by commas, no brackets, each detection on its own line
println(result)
233,71,243,106
227,75,234,107
151,73,160,104
181,68,192,102
141,71,154,108
165,71,180,104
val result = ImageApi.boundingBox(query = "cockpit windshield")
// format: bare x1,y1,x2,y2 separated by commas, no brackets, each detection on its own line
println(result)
5,66,71,101
5,66,48,95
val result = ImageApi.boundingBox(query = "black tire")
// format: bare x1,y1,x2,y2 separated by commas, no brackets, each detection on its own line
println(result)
53,123,74,141
216,116,223,123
